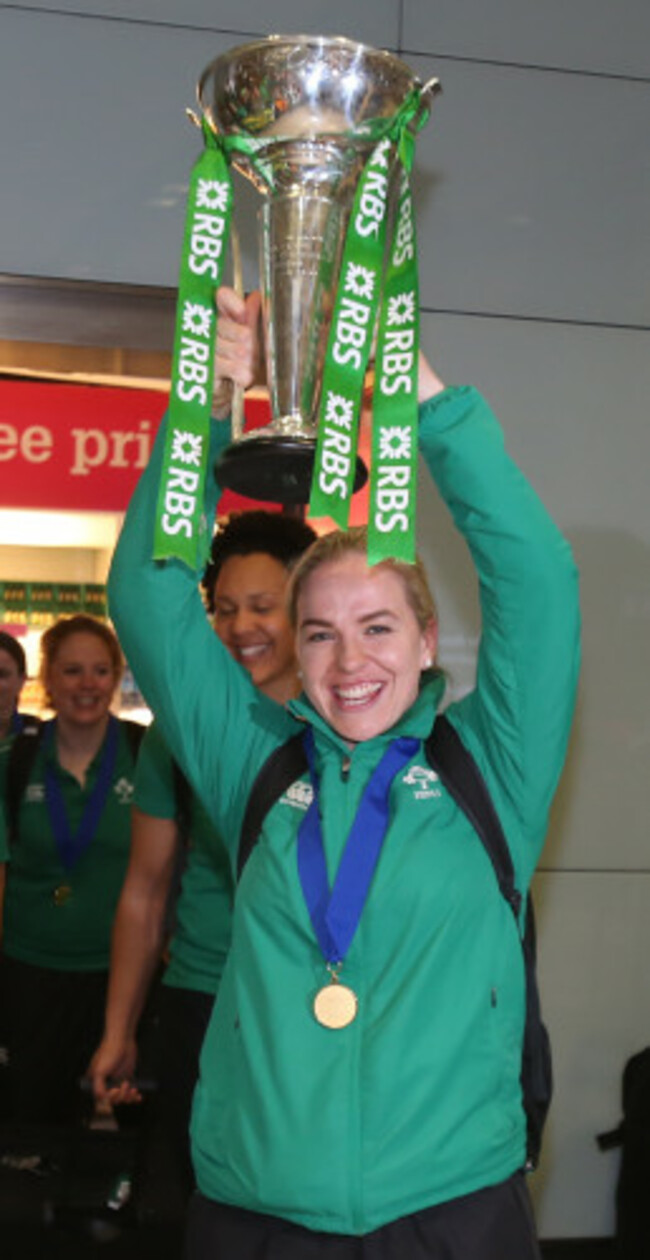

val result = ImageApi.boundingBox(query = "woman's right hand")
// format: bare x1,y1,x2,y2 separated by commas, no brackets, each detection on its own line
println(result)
212,287,264,418
88,1034,142,1106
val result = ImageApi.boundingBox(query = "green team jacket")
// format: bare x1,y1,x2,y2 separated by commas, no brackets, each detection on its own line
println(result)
134,721,234,994
109,386,580,1234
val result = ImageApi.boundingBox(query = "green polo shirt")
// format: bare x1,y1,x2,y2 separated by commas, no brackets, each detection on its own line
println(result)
1,718,138,971
134,722,233,995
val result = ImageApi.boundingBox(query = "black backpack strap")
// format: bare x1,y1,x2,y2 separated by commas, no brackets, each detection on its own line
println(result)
426,713,522,921
6,717,44,845
237,732,308,882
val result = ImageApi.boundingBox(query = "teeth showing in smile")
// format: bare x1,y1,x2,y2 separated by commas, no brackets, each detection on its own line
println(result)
334,682,382,706
239,645,267,660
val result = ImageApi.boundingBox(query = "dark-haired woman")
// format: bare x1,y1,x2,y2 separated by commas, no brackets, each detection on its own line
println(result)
0,614,142,1125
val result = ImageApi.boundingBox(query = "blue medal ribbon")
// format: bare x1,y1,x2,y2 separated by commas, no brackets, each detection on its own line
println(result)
10,710,24,735
44,715,119,872
298,729,419,966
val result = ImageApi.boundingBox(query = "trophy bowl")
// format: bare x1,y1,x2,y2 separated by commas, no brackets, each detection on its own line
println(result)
198,35,435,506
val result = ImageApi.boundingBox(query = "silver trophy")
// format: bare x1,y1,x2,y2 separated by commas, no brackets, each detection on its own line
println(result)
198,34,438,505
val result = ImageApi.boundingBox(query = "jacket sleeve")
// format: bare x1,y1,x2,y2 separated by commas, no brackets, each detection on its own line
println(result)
418,385,580,877
108,411,297,856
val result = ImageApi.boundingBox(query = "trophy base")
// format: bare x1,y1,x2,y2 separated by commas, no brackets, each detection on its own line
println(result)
215,437,368,508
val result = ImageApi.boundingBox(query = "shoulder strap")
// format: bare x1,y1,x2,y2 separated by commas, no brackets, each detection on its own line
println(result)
237,732,307,881
426,713,522,920
6,717,44,845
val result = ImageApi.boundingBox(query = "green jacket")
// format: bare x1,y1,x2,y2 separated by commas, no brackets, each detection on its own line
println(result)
109,386,580,1234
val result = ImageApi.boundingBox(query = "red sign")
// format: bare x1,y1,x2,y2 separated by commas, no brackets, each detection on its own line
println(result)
0,379,281,515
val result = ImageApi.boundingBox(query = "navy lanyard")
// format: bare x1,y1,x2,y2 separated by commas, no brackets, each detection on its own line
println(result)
297,728,419,966
10,710,24,735
44,715,119,872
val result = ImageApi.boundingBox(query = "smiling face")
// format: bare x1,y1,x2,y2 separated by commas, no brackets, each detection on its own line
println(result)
0,648,25,736
45,631,119,730
212,552,298,703
296,552,438,743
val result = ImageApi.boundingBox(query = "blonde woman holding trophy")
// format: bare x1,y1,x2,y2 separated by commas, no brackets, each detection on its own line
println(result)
110,33,579,1259
108,281,580,1258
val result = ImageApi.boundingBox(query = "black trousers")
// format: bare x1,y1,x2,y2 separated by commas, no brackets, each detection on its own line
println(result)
0,954,108,1125
184,1172,542,1260
138,984,215,1224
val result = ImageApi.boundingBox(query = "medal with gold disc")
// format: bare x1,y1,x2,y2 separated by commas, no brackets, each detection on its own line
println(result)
43,715,120,907
313,964,359,1030
298,729,419,1031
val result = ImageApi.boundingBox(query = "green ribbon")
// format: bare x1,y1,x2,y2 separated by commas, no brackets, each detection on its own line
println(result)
368,168,420,566
154,122,233,566
153,122,302,567
308,89,429,566
156,89,429,569
307,135,394,525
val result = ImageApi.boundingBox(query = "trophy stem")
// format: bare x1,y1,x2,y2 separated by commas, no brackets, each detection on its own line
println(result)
260,193,347,440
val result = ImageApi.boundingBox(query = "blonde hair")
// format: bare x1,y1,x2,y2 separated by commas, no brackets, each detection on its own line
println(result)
287,527,438,634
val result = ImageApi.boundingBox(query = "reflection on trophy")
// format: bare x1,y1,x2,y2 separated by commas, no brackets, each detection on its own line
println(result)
198,35,438,506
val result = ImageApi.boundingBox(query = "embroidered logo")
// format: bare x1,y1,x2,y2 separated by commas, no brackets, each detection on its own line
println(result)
280,779,314,811
114,777,135,805
402,764,441,800
25,783,45,804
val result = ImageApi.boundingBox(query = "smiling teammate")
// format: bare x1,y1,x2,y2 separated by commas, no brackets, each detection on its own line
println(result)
0,615,141,1125
108,290,580,1259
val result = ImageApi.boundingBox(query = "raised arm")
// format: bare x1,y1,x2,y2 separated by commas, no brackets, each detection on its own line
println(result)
108,291,295,845
417,384,580,877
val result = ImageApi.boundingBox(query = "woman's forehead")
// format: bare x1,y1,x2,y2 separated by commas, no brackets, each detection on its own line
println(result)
216,551,288,593
50,632,113,664
299,555,410,613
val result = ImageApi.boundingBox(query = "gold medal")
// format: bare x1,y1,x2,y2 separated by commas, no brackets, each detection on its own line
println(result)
53,884,73,907
313,976,358,1030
